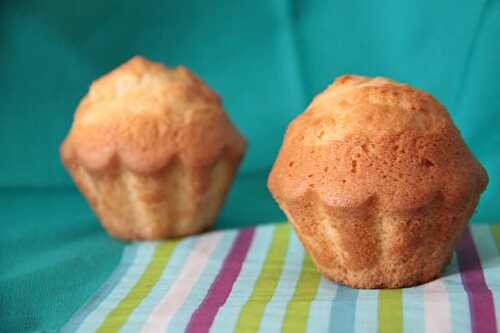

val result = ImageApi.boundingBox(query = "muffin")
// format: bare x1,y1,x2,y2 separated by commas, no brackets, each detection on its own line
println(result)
61,56,246,240
268,75,488,288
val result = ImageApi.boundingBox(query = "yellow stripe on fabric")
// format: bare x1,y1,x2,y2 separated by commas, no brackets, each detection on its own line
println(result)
281,254,322,333
234,224,291,332
490,224,500,253
378,289,403,333
97,240,180,333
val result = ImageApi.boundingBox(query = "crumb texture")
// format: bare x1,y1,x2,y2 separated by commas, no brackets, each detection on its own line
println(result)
268,75,488,288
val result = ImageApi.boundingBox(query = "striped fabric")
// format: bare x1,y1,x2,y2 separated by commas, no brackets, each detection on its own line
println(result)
62,223,500,333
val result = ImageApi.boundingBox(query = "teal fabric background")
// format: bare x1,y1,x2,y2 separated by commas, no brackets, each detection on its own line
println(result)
1,0,499,331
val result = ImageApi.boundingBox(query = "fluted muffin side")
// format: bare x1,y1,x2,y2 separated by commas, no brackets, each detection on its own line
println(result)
64,156,240,240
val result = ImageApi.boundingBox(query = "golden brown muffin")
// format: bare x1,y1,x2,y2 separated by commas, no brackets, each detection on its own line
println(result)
268,75,488,288
61,56,246,240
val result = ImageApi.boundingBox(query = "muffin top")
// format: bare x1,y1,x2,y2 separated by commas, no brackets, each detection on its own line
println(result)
268,75,487,212
61,56,246,173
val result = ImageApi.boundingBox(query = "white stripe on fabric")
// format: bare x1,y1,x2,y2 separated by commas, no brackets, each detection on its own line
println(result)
210,224,275,333
307,277,338,333
257,231,303,333
423,277,451,333
470,225,500,330
165,230,238,332
442,253,471,332
76,243,157,333
119,237,197,333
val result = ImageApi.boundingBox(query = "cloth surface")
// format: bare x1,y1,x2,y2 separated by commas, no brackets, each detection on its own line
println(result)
62,223,500,333
0,173,282,332
2,1,500,332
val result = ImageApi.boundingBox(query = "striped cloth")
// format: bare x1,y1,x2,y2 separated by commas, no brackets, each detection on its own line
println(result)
62,223,500,333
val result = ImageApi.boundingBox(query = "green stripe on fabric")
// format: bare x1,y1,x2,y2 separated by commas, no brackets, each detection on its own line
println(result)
378,289,403,333
97,241,180,332
281,254,322,333
234,224,291,332
490,224,500,253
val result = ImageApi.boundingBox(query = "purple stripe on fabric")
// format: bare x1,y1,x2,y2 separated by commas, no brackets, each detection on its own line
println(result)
185,228,256,333
457,227,498,333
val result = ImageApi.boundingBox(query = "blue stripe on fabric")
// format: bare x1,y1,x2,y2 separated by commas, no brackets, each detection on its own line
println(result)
60,244,139,333
77,243,157,332
442,252,471,332
307,277,338,332
403,286,425,333
165,231,238,332
257,231,304,333
354,289,379,332
210,224,276,333
120,237,197,333
470,225,500,330
329,285,358,333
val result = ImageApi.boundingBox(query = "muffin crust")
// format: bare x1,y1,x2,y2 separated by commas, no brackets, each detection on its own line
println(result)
268,75,488,288
61,56,245,173
61,57,246,240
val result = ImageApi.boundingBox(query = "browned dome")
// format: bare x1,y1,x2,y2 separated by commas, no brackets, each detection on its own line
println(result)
61,57,246,240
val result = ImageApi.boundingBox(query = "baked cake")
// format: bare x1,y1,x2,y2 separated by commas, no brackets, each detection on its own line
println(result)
268,75,488,288
61,56,246,240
